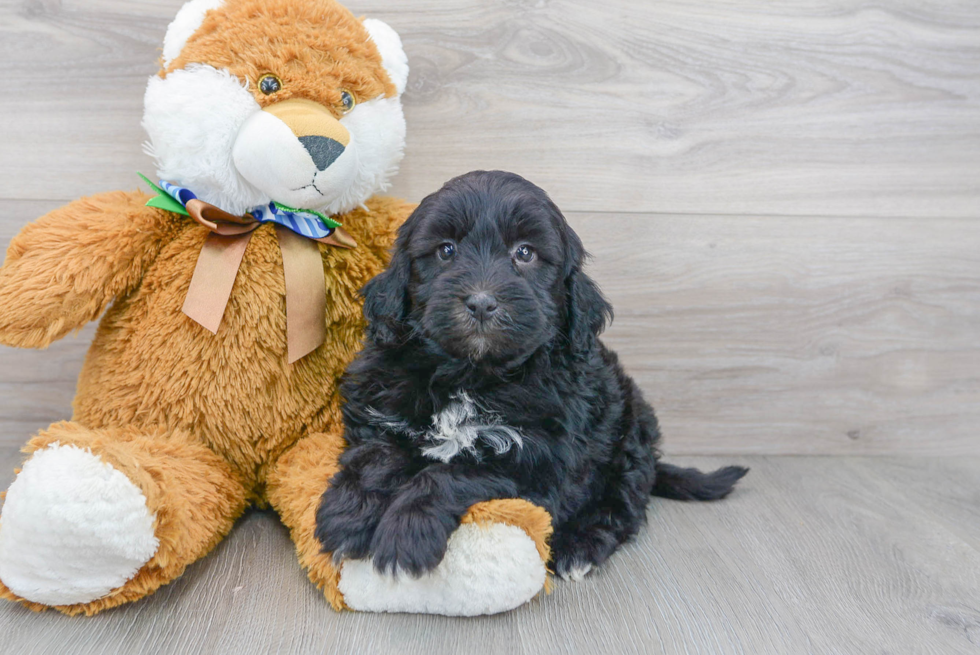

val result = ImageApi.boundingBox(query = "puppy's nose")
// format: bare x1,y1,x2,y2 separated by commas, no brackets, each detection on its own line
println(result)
465,292,498,321
299,135,346,171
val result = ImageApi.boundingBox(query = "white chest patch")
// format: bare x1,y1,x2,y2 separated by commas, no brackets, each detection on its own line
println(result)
368,391,523,463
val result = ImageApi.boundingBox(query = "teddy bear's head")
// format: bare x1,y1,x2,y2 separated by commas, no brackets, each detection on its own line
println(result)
143,0,408,217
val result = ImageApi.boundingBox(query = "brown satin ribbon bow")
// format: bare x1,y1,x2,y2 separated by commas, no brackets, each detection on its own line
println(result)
181,199,356,364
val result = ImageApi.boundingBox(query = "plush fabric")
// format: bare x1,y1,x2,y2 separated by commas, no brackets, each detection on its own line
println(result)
161,0,227,67
0,421,249,615
339,522,545,616
0,191,411,615
0,0,554,617
166,0,396,110
265,434,553,614
0,443,159,606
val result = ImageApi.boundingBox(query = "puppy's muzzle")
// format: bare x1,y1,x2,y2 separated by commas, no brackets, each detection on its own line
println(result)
263,98,350,171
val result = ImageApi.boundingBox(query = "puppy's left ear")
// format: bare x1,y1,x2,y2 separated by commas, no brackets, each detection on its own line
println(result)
563,230,614,352
362,246,411,346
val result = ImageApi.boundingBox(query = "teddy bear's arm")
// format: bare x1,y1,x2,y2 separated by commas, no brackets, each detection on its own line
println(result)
0,190,182,349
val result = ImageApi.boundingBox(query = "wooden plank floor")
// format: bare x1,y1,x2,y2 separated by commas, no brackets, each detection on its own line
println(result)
1,0,978,652
2,0,978,455
2,1,979,218
3,202,978,456
1,448,978,655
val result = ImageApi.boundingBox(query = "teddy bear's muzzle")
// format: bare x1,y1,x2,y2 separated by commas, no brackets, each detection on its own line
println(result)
264,98,351,170
232,98,357,210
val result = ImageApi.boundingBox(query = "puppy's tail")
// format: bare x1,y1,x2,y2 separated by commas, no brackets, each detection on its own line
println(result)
652,461,748,501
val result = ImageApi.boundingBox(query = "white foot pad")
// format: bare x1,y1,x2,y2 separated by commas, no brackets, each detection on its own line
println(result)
0,444,159,606
339,522,546,616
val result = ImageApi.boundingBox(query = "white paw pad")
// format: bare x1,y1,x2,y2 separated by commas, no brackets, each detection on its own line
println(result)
0,444,159,606
338,522,546,616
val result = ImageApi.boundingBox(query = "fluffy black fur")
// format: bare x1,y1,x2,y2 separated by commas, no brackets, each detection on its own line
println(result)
315,171,748,579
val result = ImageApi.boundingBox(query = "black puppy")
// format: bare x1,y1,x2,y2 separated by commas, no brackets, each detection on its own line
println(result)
316,170,747,580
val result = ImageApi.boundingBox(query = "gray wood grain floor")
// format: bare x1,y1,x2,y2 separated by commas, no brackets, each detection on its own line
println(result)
1,448,978,655
1,0,978,454
2,0,979,218
3,204,978,456
1,0,979,652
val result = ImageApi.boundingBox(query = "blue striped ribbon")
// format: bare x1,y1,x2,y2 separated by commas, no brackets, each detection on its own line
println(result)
158,180,340,240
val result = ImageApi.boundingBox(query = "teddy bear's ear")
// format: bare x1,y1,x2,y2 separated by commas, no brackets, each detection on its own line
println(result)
162,0,225,67
362,18,409,96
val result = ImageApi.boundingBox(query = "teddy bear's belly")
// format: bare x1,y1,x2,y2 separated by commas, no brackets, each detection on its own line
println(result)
71,226,369,485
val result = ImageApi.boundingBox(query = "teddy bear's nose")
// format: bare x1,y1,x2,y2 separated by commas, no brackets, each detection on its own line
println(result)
298,136,346,171
260,98,352,172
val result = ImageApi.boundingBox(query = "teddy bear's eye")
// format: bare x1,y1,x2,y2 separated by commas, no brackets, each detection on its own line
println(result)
259,74,282,95
340,89,356,113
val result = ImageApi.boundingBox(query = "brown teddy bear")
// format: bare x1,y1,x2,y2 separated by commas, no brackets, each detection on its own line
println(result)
0,0,551,617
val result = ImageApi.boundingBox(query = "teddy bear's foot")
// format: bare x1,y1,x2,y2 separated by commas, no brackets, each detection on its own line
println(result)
0,443,158,606
337,499,554,616
0,421,249,615
267,433,555,616
338,519,546,616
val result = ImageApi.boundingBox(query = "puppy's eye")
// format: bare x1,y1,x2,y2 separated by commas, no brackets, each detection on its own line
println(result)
514,244,535,263
340,89,356,113
259,74,282,95
437,242,456,261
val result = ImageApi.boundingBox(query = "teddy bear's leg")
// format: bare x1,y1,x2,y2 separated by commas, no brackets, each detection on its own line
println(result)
265,430,348,609
338,499,553,616
266,430,554,616
0,421,248,616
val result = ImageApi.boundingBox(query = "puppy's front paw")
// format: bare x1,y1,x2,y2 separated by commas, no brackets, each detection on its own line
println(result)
551,523,616,582
316,518,375,562
556,560,594,582
315,487,384,561
369,509,455,577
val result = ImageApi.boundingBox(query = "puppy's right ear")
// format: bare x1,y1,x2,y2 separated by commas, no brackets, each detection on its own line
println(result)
361,247,412,346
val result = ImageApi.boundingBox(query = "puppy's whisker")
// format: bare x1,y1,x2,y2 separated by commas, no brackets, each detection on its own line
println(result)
495,311,516,326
